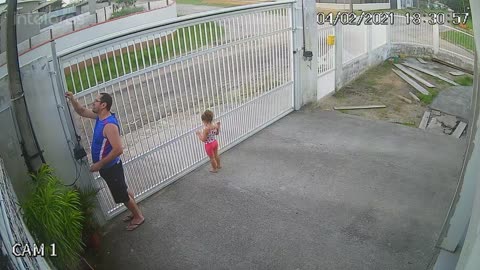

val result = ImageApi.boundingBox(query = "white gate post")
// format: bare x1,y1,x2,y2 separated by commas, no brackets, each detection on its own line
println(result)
334,23,343,90
367,24,374,66
433,24,440,55
293,0,318,110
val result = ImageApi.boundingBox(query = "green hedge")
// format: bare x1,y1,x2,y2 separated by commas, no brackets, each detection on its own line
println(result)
110,7,145,19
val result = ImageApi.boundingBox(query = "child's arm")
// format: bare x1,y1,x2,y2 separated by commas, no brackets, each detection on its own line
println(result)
195,127,209,142
216,121,221,135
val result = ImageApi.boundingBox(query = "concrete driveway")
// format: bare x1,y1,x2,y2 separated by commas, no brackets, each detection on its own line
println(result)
95,109,465,270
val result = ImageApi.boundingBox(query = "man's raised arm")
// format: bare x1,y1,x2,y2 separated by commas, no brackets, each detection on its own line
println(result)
65,92,96,119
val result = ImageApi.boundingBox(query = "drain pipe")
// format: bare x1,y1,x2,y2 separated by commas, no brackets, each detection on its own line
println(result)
6,0,45,172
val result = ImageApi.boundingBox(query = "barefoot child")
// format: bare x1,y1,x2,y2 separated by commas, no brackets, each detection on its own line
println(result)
195,110,221,173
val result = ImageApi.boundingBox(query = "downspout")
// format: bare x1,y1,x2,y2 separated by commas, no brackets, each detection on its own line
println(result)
6,0,45,172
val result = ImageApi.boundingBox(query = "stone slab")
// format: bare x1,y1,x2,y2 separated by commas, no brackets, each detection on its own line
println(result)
436,115,458,129
392,68,430,95
452,122,467,138
419,111,431,130
403,62,459,86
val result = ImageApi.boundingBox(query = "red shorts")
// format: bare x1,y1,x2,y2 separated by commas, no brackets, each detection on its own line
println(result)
204,140,218,157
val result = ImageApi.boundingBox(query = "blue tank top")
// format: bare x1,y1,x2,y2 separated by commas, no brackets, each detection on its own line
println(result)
91,113,121,168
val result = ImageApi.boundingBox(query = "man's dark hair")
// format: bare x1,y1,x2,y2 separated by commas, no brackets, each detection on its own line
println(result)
99,92,113,111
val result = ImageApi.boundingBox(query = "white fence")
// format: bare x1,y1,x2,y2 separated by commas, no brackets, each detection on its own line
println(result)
439,24,475,63
343,23,367,64
391,15,434,48
15,0,171,56
372,24,388,49
56,3,295,218
318,25,335,75
38,6,77,27
0,158,50,270
315,13,475,101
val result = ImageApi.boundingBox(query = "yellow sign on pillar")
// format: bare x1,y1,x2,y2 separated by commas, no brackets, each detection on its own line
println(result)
327,35,335,45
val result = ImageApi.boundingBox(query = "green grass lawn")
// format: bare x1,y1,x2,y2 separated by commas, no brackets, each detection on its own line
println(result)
466,17,473,30
454,75,474,86
66,23,224,92
440,30,475,52
418,88,439,105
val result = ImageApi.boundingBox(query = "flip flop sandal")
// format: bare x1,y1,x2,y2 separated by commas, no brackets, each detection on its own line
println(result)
122,215,134,222
126,219,145,231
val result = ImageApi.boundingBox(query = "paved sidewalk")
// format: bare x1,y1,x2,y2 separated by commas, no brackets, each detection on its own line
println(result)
176,4,224,16
96,109,466,270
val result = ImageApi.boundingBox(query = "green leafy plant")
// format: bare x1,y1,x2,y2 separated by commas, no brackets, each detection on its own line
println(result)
76,186,101,250
110,6,144,19
22,165,84,269
454,75,473,86
418,89,439,105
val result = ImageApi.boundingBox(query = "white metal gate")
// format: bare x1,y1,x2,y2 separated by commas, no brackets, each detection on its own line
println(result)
54,2,295,218
317,25,335,99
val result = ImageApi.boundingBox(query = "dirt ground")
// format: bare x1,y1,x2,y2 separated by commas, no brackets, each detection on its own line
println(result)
314,58,473,128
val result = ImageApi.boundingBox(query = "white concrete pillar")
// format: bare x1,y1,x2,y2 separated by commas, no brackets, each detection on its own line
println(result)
334,23,344,90
433,24,440,55
293,0,303,110
293,0,318,110
367,24,374,66
386,23,392,56
298,0,319,107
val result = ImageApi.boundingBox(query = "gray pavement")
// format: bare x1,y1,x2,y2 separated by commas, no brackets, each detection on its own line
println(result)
430,85,473,122
176,4,224,16
96,110,466,270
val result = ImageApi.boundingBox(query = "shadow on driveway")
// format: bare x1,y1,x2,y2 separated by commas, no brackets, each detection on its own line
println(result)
96,109,466,270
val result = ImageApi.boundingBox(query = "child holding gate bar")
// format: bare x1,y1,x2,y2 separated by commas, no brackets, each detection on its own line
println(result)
196,110,221,173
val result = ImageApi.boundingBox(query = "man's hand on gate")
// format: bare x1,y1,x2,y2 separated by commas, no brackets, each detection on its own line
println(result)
90,163,102,172
65,91,74,101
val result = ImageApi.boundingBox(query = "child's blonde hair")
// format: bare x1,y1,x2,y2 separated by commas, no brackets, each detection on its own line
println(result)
201,110,214,123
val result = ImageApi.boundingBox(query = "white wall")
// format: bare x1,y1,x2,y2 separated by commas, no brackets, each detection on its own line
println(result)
316,3,391,11
317,70,335,99
450,0,480,269
343,24,367,64
372,24,387,50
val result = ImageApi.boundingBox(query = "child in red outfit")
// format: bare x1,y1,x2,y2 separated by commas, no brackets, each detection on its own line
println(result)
195,110,221,173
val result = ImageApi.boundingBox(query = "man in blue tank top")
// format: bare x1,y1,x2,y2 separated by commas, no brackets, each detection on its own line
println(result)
65,92,145,231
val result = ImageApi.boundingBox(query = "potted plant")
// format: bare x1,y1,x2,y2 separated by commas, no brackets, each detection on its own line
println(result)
76,186,102,252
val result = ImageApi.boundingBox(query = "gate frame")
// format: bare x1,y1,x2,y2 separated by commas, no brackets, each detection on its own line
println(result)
51,0,302,221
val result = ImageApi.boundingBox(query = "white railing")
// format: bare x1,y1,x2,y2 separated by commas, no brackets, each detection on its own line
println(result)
318,25,335,75
439,25,475,63
343,23,367,64
391,15,434,47
57,2,294,217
